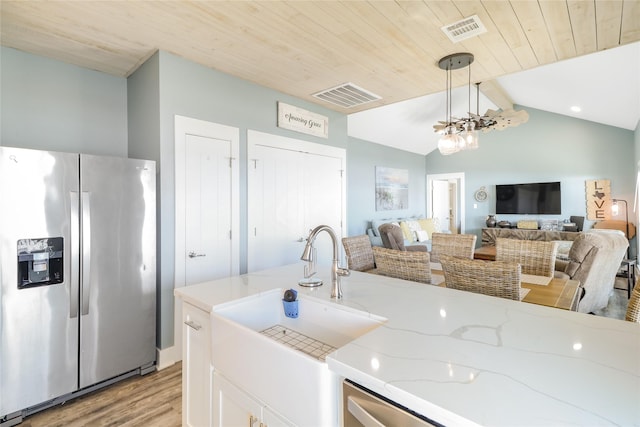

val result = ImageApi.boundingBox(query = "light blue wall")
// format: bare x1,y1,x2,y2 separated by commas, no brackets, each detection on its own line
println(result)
128,51,350,348
0,47,128,155
425,106,636,249
346,137,427,236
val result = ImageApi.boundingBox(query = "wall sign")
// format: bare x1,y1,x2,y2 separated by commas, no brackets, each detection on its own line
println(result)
277,102,328,138
585,179,611,220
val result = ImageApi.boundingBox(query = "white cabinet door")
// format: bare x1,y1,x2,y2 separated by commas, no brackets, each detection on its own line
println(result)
182,302,212,427
263,406,296,427
213,372,296,427
213,373,263,427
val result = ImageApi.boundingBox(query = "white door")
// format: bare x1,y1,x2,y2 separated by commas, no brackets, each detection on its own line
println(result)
175,116,240,289
248,145,305,271
448,181,458,232
173,116,239,366
247,130,346,273
302,152,343,259
432,179,451,232
426,172,466,234
184,134,233,284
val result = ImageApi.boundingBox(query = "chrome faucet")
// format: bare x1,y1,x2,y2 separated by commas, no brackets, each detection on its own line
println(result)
300,225,350,299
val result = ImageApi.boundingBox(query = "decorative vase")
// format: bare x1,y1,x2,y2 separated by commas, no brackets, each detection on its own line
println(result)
486,215,497,228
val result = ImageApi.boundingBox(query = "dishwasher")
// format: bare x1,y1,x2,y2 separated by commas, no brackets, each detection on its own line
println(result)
343,380,444,426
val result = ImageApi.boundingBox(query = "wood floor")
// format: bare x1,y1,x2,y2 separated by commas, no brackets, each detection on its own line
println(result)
20,363,182,427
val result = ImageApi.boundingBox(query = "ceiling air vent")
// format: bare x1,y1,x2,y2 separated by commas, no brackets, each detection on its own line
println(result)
312,83,381,108
441,15,487,43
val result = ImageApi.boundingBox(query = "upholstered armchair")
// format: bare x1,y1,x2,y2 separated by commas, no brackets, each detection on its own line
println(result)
560,230,628,313
378,223,427,252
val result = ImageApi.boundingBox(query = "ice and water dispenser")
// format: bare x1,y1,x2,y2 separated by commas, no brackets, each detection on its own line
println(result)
17,237,64,289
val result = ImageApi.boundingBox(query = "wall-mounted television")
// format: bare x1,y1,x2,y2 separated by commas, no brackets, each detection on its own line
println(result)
495,181,561,215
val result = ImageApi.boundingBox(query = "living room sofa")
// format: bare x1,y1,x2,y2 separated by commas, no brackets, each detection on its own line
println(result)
367,217,447,251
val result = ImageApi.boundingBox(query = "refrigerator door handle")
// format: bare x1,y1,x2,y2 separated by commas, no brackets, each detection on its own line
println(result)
70,191,80,318
81,191,91,316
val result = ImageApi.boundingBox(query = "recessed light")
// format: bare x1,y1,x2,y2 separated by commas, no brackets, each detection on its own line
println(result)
570,106,582,113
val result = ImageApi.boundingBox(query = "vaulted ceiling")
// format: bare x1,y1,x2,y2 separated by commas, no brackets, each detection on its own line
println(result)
2,1,639,154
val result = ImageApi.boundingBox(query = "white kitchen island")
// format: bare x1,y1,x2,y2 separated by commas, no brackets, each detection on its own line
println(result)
175,263,640,426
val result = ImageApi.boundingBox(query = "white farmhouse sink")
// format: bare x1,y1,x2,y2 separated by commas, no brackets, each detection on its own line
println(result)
211,288,386,426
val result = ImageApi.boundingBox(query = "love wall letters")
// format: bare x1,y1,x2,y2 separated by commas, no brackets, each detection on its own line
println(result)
585,179,611,220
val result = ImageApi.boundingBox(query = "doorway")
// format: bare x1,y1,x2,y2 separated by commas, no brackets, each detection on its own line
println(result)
426,172,465,233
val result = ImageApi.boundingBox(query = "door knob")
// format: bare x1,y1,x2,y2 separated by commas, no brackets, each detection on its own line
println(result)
188,251,206,258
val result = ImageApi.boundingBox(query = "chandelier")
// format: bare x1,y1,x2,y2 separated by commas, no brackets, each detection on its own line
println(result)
433,52,529,155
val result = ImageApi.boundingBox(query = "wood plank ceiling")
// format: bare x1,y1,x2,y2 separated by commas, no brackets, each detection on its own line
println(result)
1,1,639,114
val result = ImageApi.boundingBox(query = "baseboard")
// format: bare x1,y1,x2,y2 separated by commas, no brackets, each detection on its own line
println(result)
156,345,182,370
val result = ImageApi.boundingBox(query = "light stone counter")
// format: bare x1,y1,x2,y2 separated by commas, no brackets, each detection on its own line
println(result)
175,263,640,426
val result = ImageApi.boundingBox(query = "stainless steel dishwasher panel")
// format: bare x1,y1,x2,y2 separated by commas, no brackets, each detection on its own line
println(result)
343,380,441,427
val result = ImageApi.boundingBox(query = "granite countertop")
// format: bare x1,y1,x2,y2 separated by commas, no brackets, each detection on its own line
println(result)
175,263,640,426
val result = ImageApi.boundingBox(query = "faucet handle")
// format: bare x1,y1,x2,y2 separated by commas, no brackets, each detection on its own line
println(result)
337,267,350,277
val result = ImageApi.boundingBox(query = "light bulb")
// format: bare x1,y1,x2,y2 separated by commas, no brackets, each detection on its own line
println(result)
612,201,619,216
438,126,463,155
462,121,479,150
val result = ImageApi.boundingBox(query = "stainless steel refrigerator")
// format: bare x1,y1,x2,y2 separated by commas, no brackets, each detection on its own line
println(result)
0,147,156,423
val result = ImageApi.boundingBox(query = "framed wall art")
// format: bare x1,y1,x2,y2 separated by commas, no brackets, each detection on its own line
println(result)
375,166,408,211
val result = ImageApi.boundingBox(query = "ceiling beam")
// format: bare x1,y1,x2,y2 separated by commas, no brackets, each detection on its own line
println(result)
479,80,514,111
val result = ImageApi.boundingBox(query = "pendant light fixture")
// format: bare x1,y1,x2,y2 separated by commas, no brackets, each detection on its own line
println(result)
436,52,475,155
434,53,529,155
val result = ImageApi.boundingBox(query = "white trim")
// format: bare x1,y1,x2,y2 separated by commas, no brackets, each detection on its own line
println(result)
248,129,344,157
156,345,180,370
426,172,466,233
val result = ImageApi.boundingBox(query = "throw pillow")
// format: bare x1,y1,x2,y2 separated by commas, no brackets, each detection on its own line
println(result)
418,218,438,239
406,220,422,239
399,222,414,241
415,229,430,242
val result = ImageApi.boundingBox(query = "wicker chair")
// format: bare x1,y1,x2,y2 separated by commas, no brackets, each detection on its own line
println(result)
495,238,558,277
625,282,640,322
341,235,376,272
430,232,477,263
372,247,432,284
440,255,522,300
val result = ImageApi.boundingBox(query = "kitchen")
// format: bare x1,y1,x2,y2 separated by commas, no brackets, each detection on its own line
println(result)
2,2,640,425
175,262,639,426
